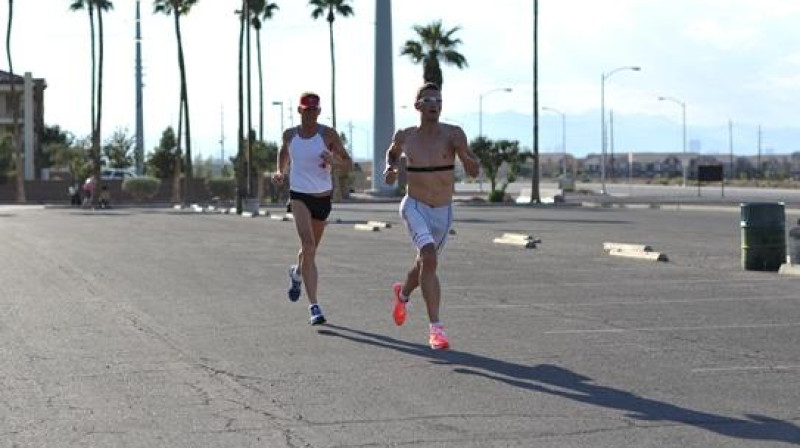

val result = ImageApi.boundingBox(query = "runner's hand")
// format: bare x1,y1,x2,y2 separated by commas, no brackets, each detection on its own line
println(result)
383,166,397,185
272,172,285,185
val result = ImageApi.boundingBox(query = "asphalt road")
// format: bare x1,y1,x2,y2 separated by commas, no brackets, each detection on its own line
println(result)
2,202,799,447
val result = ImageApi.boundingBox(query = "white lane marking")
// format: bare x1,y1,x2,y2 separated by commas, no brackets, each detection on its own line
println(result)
691,365,800,374
445,295,800,310
546,322,800,335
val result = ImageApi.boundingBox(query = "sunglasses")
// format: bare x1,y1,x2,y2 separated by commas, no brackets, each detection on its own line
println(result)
416,97,443,105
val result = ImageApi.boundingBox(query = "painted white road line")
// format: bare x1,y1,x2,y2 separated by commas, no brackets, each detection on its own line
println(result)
691,365,800,374
440,295,800,310
441,277,781,292
546,322,800,335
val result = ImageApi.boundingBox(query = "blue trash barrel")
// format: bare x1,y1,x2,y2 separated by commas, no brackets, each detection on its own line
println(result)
740,202,786,271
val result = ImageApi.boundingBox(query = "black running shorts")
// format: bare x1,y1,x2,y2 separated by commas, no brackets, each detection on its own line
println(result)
289,190,332,221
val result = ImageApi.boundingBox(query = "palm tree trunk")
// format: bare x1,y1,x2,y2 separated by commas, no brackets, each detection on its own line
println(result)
173,12,192,201
6,0,24,202
327,18,336,129
172,93,183,204
327,13,342,201
245,1,254,198
236,0,245,213
88,3,98,183
94,4,105,189
257,28,264,142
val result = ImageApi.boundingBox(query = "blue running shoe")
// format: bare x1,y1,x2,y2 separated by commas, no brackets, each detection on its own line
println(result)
287,265,302,302
309,304,326,325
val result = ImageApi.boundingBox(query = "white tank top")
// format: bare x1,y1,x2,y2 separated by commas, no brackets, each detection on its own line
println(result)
288,125,333,194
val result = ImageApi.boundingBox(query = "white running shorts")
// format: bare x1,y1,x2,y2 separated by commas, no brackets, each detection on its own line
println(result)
399,195,453,253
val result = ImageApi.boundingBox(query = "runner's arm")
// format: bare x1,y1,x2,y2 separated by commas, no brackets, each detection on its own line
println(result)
453,127,480,178
383,129,405,184
326,128,353,171
273,129,291,184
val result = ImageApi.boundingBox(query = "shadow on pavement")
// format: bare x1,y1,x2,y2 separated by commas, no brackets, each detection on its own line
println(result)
319,324,800,445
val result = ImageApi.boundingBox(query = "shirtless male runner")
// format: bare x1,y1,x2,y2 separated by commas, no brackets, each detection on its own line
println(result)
383,82,481,349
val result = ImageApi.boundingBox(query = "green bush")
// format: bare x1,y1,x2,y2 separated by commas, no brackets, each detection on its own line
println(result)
488,190,506,203
122,177,161,201
206,178,236,200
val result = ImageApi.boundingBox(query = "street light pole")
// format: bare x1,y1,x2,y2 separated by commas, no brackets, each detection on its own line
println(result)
600,66,640,195
271,101,284,138
658,96,687,186
542,106,566,176
478,87,513,137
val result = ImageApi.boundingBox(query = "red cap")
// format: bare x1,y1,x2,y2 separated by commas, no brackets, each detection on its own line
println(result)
299,92,320,110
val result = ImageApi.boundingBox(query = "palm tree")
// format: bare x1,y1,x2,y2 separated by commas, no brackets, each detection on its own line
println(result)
70,0,114,189
69,0,113,188
400,20,467,89
154,0,197,198
235,0,248,211
94,1,113,181
69,0,96,158
308,0,353,130
6,0,24,202
248,0,279,142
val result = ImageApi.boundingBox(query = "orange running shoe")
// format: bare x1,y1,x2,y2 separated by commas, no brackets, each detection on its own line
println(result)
392,282,407,326
429,324,450,350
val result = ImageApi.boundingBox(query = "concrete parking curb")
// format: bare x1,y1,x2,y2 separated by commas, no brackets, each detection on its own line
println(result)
609,248,669,262
354,223,381,232
778,264,800,277
604,241,669,262
493,233,538,249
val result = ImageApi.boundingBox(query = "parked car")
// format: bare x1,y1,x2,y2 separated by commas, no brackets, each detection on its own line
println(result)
101,168,138,180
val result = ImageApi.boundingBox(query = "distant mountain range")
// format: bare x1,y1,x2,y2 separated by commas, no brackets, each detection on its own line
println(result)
347,110,800,162
445,110,800,158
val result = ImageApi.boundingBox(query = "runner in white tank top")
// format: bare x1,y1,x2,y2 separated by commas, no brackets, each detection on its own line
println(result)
272,92,352,326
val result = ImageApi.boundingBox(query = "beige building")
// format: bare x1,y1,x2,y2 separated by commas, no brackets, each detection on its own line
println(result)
0,70,47,180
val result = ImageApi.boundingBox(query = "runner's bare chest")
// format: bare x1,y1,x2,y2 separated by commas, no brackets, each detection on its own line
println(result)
403,128,455,168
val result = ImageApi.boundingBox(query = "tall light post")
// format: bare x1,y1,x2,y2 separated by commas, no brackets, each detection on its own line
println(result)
271,101,284,138
542,106,566,176
657,95,687,186
600,66,640,194
479,87,512,137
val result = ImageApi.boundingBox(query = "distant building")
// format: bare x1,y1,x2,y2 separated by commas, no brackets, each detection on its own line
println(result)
0,70,47,180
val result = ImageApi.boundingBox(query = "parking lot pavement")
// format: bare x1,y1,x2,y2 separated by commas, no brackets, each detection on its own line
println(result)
1,203,799,447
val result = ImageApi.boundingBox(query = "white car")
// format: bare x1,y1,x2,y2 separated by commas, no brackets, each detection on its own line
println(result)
101,168,138,180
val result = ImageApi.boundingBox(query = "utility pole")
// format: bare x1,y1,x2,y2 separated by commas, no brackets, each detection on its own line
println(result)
757,125,763,179
728,120,734,180
220,105,225,172
530,0,540,204
609,110,615,181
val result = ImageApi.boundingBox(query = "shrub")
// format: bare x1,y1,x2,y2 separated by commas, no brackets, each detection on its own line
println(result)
488,190,506,203
206,178,237,201
122,177,161,201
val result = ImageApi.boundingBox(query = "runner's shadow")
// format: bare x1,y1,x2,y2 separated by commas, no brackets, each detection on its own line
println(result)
318,324,800,445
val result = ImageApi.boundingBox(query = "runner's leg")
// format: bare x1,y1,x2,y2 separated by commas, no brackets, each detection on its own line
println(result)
418,243,441,323
291,199,320,305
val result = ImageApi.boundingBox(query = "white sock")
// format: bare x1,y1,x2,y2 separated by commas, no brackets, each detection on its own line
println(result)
430,322,443,330
291,266,302,281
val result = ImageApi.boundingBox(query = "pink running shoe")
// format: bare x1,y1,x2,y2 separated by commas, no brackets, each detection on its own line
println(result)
392,282,407,326
429,324,450,350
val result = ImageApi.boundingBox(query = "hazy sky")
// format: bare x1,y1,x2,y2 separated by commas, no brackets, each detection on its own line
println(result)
4,0,800,160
